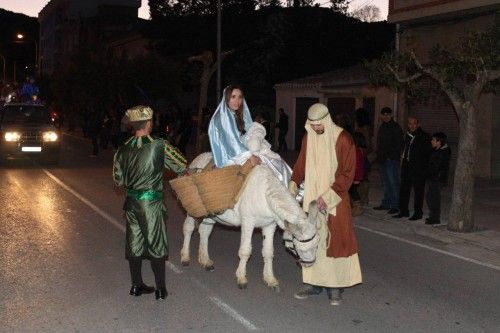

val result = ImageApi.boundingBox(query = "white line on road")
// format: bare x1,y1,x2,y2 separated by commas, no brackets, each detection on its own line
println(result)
45,168,258,331
190,277,260,331
42,168,183,274
42,169,125,232
209,296,260,331
355,225,500,272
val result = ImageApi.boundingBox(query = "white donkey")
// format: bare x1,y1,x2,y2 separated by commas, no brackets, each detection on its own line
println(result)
179,153,320,290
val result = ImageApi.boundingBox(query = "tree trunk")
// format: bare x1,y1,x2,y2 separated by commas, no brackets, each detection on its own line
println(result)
447,103,477,232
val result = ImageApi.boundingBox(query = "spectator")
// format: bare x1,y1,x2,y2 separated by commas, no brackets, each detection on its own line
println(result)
393,116,432,221
350,132,367,216
87,108,101,157
275,108,289,152
354,109,373,205
373,107,404,214
20,77,39,102
425,132,451,225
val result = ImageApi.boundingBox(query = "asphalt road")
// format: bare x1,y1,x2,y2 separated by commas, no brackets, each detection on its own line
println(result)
1,134,499,333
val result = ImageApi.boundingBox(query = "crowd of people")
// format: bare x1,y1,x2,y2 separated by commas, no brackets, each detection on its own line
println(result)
0,77,40,104
374,107,451,225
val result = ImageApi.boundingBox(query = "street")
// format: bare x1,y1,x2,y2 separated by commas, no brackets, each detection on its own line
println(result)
1,133,499,333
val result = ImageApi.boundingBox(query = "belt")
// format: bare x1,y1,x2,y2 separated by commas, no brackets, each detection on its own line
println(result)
127,189,163,201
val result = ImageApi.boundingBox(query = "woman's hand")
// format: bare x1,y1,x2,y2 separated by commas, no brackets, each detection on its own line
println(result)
250,155,261,166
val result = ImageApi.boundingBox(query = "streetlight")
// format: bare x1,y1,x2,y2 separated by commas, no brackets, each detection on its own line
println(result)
16,33,38,75
216,0,221,101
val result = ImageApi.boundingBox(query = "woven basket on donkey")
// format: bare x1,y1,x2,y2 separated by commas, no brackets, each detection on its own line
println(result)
193,164,246,214
169,175,208,218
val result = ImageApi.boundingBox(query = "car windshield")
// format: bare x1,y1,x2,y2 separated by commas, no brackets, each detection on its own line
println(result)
1,105,51,124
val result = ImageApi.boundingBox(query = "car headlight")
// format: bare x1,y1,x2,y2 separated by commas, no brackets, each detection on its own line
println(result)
4,132,21,142
43,131,58,142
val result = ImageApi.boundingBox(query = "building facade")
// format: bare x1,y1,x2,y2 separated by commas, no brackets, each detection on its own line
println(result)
38,0,141,75
388,0,500,178
274,65,394,151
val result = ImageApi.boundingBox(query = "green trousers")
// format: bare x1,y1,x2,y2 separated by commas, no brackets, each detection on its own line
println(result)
124,197,168,259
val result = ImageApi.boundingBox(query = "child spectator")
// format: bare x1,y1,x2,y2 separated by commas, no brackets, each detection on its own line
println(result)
350,132,367,216
426,132,451,225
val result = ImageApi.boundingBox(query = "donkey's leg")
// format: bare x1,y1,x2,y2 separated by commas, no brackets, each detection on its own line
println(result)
262,223,279,291
198,219,215,271
180,216,196,266
236,223,254,289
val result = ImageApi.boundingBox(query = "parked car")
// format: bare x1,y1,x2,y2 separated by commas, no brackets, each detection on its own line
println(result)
0,103,61,164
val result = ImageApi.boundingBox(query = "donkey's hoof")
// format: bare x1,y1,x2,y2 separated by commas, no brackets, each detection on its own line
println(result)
181,260,190,267
270,285,280,293
238,283,248,290
205,265,215,272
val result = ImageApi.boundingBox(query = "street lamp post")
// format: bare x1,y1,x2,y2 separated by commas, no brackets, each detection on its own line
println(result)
16,33,38,75
216,0,222,102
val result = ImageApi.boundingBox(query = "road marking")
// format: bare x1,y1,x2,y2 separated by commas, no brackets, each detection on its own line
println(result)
42,169,125,232
209,296,259,331
355,225,500,272
191,276,259,331
44,168,260,330
42,169,183,274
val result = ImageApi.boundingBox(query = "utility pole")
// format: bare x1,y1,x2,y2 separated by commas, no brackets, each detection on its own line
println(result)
216,0,222,102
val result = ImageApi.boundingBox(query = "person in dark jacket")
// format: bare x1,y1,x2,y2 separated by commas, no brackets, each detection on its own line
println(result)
374,107,404,214
275,108,289,151
393,116,432,220
425,132,451,225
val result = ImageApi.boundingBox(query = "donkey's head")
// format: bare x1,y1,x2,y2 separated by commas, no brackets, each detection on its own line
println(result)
283,200,320,268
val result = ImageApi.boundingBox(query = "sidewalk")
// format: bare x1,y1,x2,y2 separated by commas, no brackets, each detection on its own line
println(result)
279,149,500,271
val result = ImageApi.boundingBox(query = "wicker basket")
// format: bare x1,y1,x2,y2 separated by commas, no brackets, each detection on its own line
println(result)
169,175,208,218
193,164,244,214
170,161,253,217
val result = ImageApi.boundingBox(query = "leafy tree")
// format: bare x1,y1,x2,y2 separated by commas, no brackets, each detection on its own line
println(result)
368,24,500,232
329,0,350,14
352,4,380,22
149,0,257,17
293,0,313,7
256,0,283,8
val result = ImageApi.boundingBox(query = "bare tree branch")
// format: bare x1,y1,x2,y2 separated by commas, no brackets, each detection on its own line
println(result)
386,64,422,83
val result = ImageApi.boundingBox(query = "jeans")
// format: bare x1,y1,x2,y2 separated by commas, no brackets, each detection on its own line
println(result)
380,159,400,209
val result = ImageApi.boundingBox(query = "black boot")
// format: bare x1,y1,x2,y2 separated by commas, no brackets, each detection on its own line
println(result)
155,288,168,300
129,283,155,296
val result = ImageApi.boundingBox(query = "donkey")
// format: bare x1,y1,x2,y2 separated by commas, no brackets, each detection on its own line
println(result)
179,153,320,290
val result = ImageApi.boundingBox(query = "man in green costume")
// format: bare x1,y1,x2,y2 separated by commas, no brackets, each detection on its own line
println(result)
113,105,187,300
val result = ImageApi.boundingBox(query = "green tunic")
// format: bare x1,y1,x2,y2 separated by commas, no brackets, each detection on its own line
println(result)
113,135,186,259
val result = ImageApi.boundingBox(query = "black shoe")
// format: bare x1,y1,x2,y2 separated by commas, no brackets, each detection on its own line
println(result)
294,285,323,299
155,288,168,300
409,214,422,221
129,283,155,296
425,218,440,225
387,208,399,215
393,212,409,218
373,205,389,211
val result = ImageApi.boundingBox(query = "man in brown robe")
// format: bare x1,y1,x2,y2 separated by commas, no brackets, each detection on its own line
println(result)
289,103,362,306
